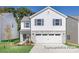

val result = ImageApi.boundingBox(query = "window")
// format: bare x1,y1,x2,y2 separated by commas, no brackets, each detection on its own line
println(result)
36,34,41,36
35,19,44,26
42,34,47,36
12,24,14,28
24,21,30,28
49,34,54,36
55,34,61,36
53,19,62,26
67,35,70,40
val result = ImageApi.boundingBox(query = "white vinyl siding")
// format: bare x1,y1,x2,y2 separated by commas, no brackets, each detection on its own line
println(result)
31,9,66,31
53,19,62,26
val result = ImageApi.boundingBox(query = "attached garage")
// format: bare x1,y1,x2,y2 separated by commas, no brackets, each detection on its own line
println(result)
35,33,63,44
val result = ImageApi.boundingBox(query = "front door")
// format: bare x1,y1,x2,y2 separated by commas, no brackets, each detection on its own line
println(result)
23,34,27,41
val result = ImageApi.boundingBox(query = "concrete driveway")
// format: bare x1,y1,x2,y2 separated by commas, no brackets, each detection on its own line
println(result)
30,44,79,53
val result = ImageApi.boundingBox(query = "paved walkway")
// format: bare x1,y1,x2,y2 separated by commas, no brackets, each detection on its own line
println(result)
30,44,79,53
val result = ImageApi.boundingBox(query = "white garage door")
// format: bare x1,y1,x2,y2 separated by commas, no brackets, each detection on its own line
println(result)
35,33,62,44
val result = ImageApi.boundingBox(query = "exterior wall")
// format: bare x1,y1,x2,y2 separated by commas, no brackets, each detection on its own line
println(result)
20,33,23,42
67,17,78,44
10,15,18,39
0,20,1,39
0,13,18,40
21,21,30,30
31,9,66,31
78,22,79,44
0,15,3,40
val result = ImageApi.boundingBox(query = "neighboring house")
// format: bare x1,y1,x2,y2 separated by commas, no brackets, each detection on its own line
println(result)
66,16,79,44
20,6,79,44
0,13,18,40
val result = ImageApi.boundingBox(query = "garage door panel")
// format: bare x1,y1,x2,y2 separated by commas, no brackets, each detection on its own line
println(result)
36,36,48,43
35,33,62,44
51,36,62,43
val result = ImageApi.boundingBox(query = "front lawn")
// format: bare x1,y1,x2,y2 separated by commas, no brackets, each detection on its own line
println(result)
0,38,33,53
0,45,33,53
65,41,79,48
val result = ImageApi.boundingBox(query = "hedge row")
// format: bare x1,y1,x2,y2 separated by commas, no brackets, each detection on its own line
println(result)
0,38,20,43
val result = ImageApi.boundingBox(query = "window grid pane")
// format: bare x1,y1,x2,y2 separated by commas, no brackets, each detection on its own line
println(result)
35,19,44,26
53,19,62,26
24,21,30,28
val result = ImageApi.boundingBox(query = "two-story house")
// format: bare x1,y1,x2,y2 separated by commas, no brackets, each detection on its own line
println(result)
20,6,79,44
20,6,67,44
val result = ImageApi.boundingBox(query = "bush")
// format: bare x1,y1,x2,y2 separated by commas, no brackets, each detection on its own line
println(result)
65,41,79,48
13,39,20,44
0,38,20,43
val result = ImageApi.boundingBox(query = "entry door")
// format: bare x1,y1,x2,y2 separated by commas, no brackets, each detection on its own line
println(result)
23,34,27,41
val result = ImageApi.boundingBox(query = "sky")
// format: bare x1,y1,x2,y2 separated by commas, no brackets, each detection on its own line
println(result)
1,6,79,16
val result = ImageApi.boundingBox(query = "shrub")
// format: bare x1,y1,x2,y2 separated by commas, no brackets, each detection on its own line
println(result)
0,38,20,43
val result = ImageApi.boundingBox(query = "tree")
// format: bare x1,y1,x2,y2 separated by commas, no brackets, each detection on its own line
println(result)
16,7,33,30
0,7,16,16
0,7,33,31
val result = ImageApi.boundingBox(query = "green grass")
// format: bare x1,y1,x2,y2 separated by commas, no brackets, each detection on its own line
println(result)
0,46,33,53
65,42,79,48
0,38,20,43
0,38,33,53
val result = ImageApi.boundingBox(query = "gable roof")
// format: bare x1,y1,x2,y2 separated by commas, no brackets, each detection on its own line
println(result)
68,16,78,21
68,16,79,22
21,16,30,22
30,6,67,18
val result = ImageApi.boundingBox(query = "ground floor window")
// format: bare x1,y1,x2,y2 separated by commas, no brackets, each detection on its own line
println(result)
36,34,41,36
55,34,61,36
49,34,54,36
67,35,70,40
42,34,48,36
35,33,61,36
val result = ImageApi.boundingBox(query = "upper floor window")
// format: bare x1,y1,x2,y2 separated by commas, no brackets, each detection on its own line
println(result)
67,35,70,40
24,21,30,28
12,24,14,28
35,19,44,26
53,19,62,26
